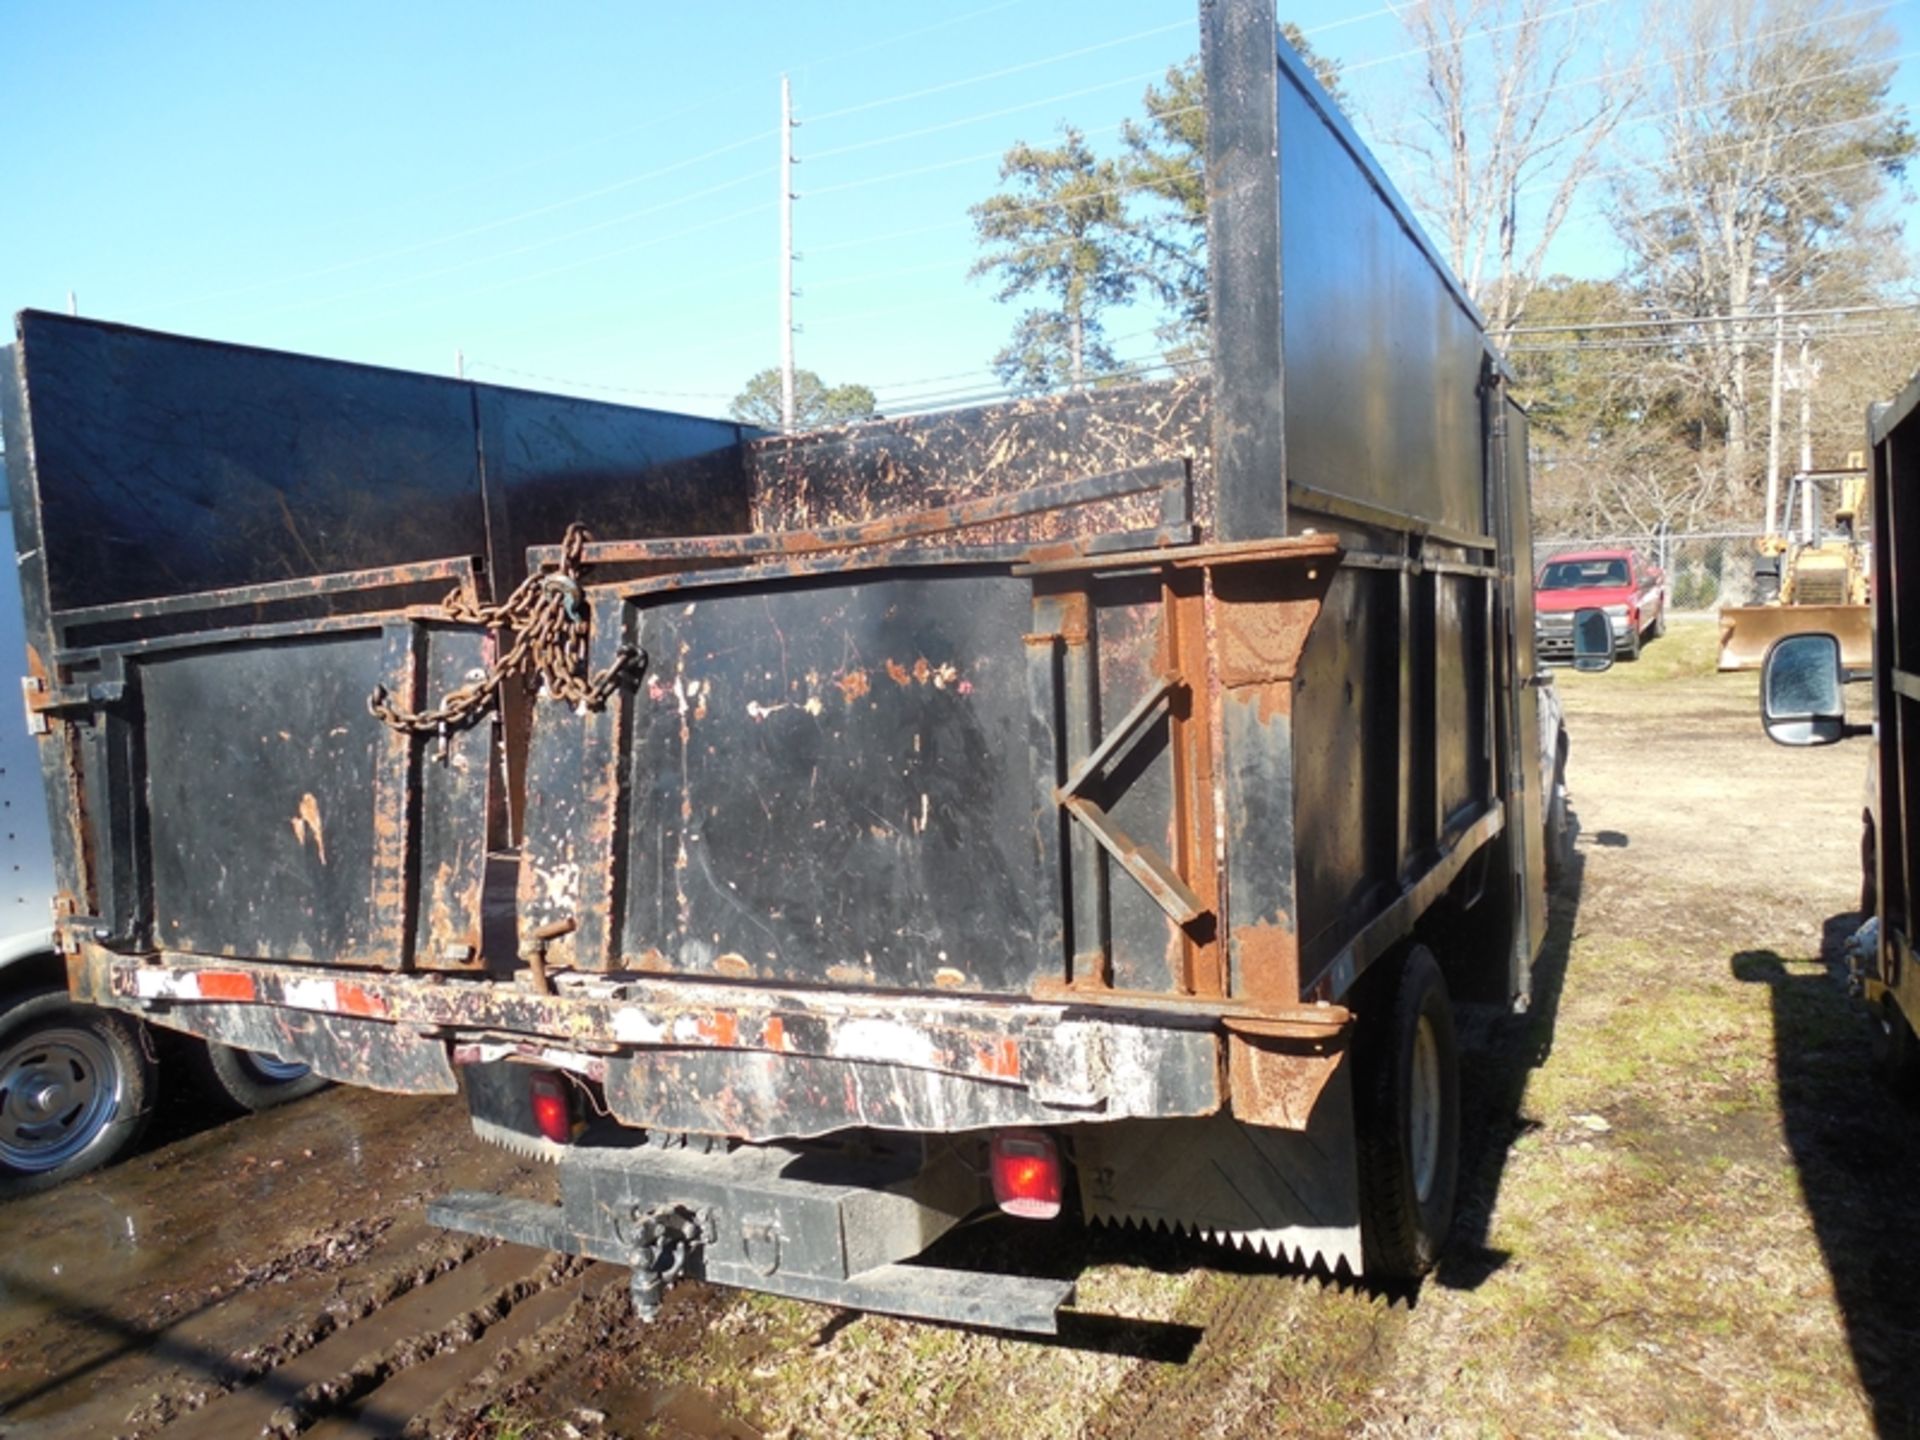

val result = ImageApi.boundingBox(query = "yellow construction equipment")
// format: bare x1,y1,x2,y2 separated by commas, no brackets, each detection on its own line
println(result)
1718,460,1873,671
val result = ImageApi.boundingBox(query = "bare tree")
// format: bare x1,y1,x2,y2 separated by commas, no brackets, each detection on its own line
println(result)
1612,0,1913,501
1387,0,1640,342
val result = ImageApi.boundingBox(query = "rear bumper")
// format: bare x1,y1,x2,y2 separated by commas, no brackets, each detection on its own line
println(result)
85,945,1256,1140
431,1126,1076,1334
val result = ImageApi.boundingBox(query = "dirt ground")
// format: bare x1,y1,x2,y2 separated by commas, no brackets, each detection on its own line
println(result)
2,616,1915,1440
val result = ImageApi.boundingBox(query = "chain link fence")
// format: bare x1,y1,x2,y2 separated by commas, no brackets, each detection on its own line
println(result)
1535,531,1766,614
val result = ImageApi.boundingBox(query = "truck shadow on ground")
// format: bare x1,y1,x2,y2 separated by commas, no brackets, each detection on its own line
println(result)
1432,845,1586,1295
1732,922,1920,1439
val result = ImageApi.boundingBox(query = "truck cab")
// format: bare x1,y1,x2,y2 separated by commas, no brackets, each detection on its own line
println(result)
1759,374,1920,1097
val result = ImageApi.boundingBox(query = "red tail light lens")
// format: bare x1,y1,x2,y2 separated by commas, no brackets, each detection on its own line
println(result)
529,1070,572,1144
990,1129,1062,1219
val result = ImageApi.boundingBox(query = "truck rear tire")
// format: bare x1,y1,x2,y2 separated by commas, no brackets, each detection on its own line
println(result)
1872,993,1920,1101
0,987,154,1196
191,1042,329,1113
1544,740,1571,889
1354,946,1460,1280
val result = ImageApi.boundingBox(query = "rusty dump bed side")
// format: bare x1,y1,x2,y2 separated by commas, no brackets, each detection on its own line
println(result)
1,13,1544,1162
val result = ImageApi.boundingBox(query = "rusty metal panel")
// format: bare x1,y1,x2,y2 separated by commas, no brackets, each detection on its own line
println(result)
1090,578,1184,993
1287,562,1392,981
600,1032,1221,1140
609,569,1057,995
1435,568,1491,837
143,631,394,962
746,380,1210,541
1214,558,1335,1002
411,627,496,969
137,621,491,969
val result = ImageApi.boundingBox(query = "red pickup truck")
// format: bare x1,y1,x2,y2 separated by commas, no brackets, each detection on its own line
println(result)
1535,548,1667,662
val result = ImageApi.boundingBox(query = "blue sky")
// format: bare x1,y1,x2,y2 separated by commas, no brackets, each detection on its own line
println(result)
7,1,1919,418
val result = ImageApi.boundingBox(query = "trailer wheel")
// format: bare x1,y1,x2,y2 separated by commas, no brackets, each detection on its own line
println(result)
0,987,154,1197
1355,946,1460,1280
191,1042,329,1113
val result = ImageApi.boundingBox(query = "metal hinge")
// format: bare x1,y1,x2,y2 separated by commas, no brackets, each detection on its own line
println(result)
22,676,125,734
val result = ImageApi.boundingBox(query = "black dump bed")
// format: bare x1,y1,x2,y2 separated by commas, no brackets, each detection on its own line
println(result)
0,16,1546,1160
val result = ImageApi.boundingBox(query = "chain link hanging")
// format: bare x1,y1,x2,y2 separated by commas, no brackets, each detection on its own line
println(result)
368,524,643,735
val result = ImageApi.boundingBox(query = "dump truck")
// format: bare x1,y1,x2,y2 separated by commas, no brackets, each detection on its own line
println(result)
1719,464,1872,672
0,1,1570,1331
1761,392,1920,1095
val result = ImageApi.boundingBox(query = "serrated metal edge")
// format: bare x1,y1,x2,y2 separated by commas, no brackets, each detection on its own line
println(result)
1086,1204,1343,1273
470,1115,568,1163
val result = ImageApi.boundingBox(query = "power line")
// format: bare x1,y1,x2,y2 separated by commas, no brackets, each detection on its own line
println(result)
156,128,778,316
1609,47,1919,145
1504,300,1920,335
869,324,1175,397
1506,321,1920,353
1367,0,1908,147
462,361,735,402
791,0,1041,77
239,166,775,323
1515,109,1897,197
313,200,777,327
804,68,1173,163
805,18,1193,125
1345,0,1613,75
1302,3,1411,37
806,165,1201,259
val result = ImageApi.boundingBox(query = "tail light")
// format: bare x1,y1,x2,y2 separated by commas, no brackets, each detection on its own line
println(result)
529,1070,572,1145
990,1129,1062,1219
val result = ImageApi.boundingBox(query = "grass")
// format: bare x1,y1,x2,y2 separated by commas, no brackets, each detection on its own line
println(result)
1551,612,1725,690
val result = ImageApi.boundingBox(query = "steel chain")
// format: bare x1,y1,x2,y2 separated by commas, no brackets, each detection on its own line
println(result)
368,523,643,735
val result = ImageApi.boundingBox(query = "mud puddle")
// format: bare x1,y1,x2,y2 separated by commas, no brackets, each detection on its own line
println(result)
0,1086,544,1438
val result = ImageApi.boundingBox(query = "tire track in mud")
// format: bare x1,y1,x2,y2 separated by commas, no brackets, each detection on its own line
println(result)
1080,1253,1404,1439
163,1246,576,1440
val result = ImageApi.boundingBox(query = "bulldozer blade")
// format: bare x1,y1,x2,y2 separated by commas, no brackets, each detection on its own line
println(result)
1718,603,1872,672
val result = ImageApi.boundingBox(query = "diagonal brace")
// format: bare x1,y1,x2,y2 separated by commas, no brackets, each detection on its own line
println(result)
1056,674,1209,927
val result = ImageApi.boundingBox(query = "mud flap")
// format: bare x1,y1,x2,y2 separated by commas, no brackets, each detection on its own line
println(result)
1073,1058,1362,1275
1718,603,1872,672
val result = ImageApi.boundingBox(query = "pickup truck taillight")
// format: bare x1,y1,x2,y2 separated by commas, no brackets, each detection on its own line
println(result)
990,1129,1063,1219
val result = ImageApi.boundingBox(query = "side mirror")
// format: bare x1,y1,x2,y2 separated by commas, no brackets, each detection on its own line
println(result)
1761,632,1846,746
1571,608,1614,673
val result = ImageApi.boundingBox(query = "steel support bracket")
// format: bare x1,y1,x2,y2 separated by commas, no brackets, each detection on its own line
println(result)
1055,674,1210,927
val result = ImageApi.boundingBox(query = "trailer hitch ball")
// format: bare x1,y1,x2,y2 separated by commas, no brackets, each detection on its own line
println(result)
626,1204,709,1321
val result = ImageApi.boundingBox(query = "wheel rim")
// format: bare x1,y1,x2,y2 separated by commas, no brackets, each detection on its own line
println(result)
0,1026,121,1173
1409,1014,1442,1204
242,1051,311,1084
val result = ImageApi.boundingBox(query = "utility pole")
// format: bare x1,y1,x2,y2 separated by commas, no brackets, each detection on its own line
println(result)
1798,324,1815,542
779,74,797,431
66,291,77,317
1764,289,1784,538
454,347,465,380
